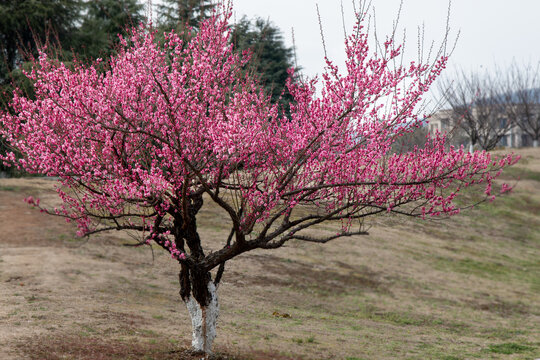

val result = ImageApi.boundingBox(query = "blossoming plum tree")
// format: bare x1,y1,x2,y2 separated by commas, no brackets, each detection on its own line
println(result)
0,2,517,355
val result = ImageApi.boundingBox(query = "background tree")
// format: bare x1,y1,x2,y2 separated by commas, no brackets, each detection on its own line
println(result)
503,62,540,147
0,0,146,174
231,16,296,113
0,0,81,84
0,0,81,175
0,0,81,108
156,0,215,33
0,3,517,355
438,70,512,151
74,0,145,61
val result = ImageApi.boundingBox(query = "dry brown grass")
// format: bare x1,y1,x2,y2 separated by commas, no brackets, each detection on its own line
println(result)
1,149,539,359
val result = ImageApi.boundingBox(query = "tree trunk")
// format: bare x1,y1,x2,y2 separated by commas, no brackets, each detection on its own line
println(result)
469,143,474,153
534,139,539,148
185,281,219,353
180,266,219,354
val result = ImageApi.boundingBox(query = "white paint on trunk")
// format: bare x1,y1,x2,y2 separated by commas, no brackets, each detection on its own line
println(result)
469,143,474,153
185,281,219,354
534,139,539,148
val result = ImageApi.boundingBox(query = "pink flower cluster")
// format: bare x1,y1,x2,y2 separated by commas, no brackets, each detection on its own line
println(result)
0,3,517,255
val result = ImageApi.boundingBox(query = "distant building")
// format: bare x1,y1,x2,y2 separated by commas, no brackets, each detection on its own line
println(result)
428,108,534,149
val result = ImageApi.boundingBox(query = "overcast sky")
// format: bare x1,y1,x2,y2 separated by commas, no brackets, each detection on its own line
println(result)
150,0,540,94
218,0,539,79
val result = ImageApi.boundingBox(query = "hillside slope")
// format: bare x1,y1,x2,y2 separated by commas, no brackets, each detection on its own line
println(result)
0,148,538,359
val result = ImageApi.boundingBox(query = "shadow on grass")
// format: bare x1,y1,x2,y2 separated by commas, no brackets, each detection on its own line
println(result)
227,254,386,297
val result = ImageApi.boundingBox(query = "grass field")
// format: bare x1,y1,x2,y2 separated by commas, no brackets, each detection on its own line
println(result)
0,148,539,360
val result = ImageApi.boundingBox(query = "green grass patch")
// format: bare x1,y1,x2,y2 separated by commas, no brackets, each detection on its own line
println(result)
500,166,540,182
57,233,78,242
433,253,539,292
0,184,37,193
487,342,535,354
433,256,507,278
0,185,20,192
475,194,540,227
482,328,528,340
77,323,97,336
506,194,540,214
370,311,426,326
357,304,459,329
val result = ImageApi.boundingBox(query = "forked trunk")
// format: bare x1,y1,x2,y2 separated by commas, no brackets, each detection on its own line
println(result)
185,281,219,353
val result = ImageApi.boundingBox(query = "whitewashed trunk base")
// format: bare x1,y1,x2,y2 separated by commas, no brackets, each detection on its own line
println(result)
469,143,474,153
534,139,539,148
185,281,219,354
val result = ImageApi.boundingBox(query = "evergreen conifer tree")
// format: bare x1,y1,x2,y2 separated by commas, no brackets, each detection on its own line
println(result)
74,0,145,61
157,0,215,32
0,0,81,84
232,17,296,114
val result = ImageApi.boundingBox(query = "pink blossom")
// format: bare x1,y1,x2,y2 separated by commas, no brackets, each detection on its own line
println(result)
0,2,517,259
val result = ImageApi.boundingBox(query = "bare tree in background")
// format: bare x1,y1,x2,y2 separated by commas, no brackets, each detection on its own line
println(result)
439,70,512,151
503,62,540,148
